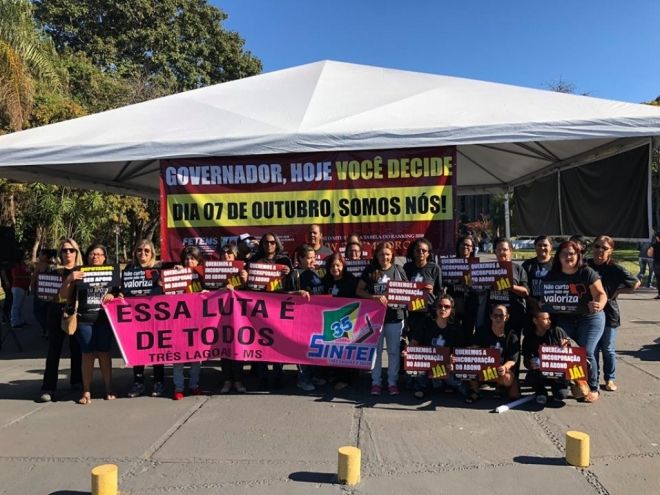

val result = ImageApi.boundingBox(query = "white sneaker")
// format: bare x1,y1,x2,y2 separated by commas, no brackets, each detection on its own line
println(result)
151,382,165,397
128,382,145,398
297,381,315,392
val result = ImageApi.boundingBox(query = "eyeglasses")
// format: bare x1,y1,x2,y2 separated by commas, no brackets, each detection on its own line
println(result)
593,244,611,251
438,304,452,310
492,313,507,319
461,244,473,249
415,248,429,253
61,248,77,254
90,252,105,258
264,240,276,245
136,248,151,253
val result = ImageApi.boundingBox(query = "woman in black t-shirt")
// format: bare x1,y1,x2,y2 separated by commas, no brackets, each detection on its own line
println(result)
588,236,639,392
467,304,521,403
546,241,607,403
408,295,466,399
646,231,660,299
356,242,408,396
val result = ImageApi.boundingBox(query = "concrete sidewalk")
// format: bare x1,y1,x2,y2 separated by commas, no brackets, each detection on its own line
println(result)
1,291,659,495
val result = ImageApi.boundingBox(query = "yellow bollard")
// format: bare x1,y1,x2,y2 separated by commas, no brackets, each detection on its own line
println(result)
337,446,361,485
566,431,590,467
91,464,118,495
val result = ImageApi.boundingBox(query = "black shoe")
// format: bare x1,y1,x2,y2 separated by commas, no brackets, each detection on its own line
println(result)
258,378,270,391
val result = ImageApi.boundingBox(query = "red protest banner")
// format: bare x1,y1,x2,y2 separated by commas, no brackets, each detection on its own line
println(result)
386,280,428,311
204,260,245,289
452,347,501,381
246,262,287,291
404,346,451,379
468,261,513,291
160,147,457,260
539,345,588,380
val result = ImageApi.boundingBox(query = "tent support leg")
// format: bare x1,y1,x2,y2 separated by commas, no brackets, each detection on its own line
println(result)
504,190,511,239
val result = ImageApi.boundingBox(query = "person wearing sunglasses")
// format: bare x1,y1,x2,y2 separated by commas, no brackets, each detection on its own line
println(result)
39,239,84,402
403,238,443,332
546,241,607,403
522,235,554,301
485,238,529,341
356,241,408,396
218,243,248,394
446,235,480,343
124,240,166,398
467,304,521,404
245,233,293,390
74,244,121,404
587,236,639,393
408,295,466,399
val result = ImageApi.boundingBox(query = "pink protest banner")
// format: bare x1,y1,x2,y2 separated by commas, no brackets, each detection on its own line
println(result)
103,289,386,369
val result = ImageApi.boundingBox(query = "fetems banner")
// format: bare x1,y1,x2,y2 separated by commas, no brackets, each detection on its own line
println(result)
104,290,386,368
160,147,457,259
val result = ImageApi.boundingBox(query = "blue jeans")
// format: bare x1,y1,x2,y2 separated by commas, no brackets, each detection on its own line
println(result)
10,287,26,326
557,311,605,392
371,320,404,387
597,325,618,381
637,258,654,287
173,363,201,392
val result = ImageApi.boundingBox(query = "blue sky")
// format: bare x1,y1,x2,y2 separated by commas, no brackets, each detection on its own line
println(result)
213,0,659,104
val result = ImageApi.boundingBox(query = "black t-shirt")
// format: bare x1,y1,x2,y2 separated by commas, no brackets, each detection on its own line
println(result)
487,262,528,328
290,268,326,295
521,325,569,360
121,263,162,297
652,242,660,265
411,319,465,349
403,261,443,309
324,272,358,298
473,325,520,366
587,260,638,326
521,258,553,299
545,266,600,316
360,264,408,322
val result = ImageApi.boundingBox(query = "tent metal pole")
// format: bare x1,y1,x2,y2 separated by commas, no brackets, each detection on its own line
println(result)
646,139,653,236
504,190,511,239
557,170,563,235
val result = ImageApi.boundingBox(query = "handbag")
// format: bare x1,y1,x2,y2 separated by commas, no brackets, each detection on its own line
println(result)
61,302,78,336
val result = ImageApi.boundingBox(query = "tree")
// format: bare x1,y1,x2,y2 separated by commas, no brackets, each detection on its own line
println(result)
646,97,660,230
34,0,262,93
0,0,60,131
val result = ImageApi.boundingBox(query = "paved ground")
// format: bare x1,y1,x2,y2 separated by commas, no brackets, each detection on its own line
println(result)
1,290,659,495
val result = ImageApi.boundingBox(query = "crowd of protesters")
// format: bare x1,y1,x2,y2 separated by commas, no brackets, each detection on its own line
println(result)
5,226,656,407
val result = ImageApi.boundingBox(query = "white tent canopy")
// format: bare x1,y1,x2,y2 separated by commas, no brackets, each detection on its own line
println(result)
0,60,659,199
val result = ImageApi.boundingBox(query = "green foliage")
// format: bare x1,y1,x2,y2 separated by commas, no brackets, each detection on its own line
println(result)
0,0,61,130
34,0,262,92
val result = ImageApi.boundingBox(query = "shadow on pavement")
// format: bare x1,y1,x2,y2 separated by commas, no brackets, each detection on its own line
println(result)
288,471,337,484
513,455,567,466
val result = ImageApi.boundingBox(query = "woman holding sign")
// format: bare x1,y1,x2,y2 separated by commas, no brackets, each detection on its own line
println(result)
486,238,529,338
408,295,466,399
39,239,84,402
218,244,248,394
125,240,166,398
323,252,359,390
246,233,293,390
468,304,521,403
404,238,443,333
546,241,607,403
171,246,205,400
356,242,408,396
74,244,120,404
588,236,639,392
446,235,480,344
